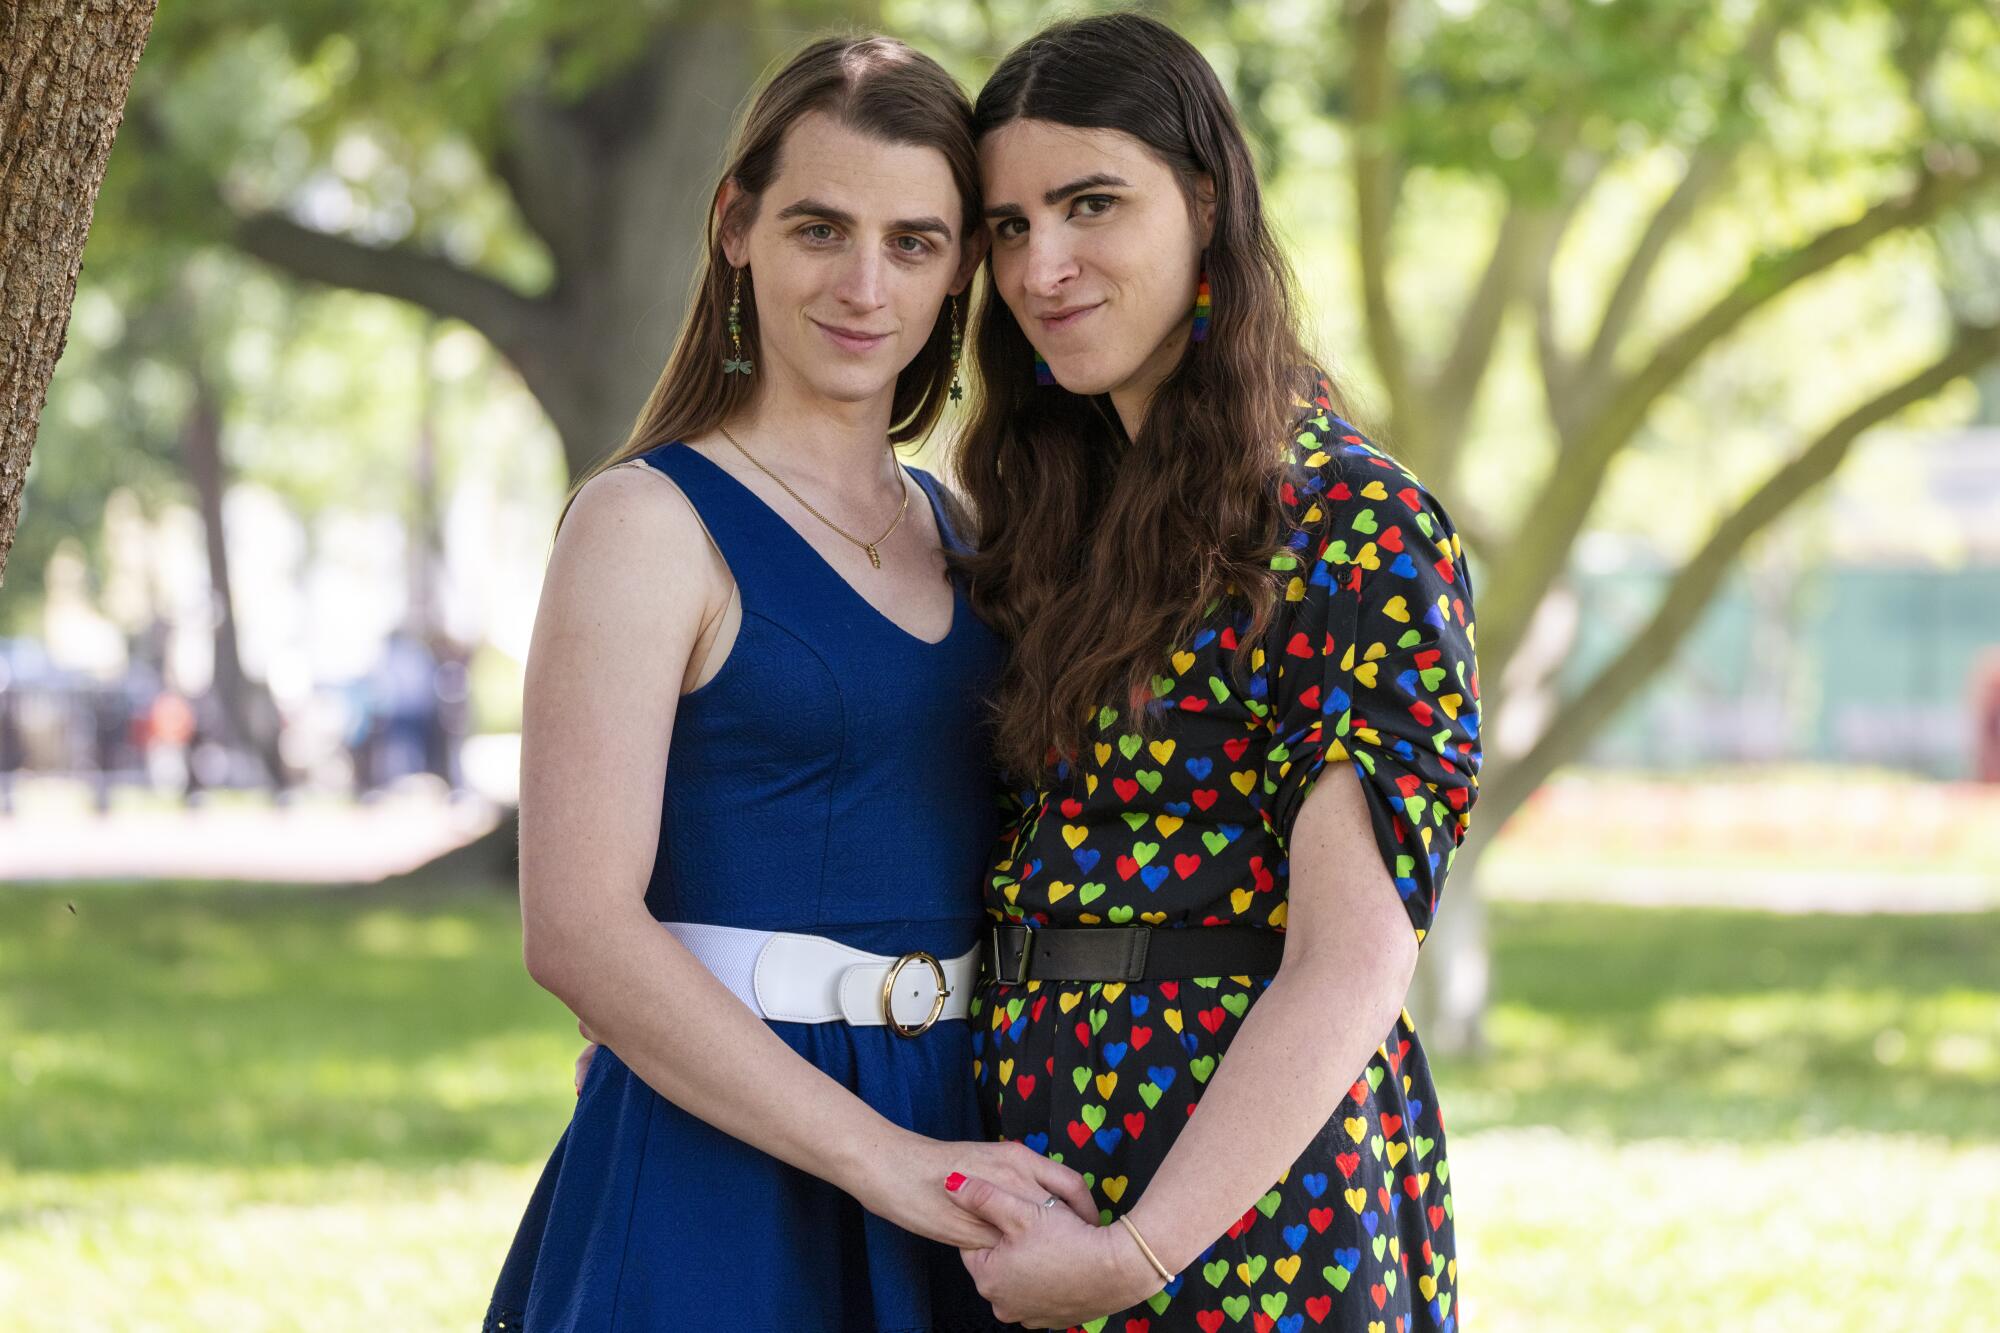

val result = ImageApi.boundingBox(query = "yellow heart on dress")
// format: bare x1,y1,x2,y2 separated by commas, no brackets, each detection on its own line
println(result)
1344,1187,1367,1213
1155,815,1183,838
1285,576,1306,602
1141,911,1167,925
1274,1256,1301,1284
1095,743,1112,766
1172,651,1196,674
1048,882,1076,903
1148,740,1177,764
1096,1073,1118,1099
1267,901,1288,928
1230,888,1256,915
1060,992,1084,1013
999,1060,1014,1084
1085,774,1099,796
1437,693,1462,719
1344,1116,1367,1143
1062,825,1089,849
1419,1276,1437,1300
1360,481,1388,499
1164,1009,1184,1034
1382,595,1410,623
1231,771,1257,795
1103,1176,1129,1203
1102,983,1126,1002
1386,1141,1407,1167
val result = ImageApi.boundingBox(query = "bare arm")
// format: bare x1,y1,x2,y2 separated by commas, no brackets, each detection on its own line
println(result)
520,465,1092,1248
1119,764,1418,1271
944,767,1418,1325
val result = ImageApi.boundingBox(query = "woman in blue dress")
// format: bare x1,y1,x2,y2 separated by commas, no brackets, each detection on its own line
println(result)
482,36,1093,1333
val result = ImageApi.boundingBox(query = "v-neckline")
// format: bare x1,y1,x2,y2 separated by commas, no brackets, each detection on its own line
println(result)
678,443,963,649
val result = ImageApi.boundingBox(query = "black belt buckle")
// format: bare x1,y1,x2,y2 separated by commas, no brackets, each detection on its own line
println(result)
990,923,1033,986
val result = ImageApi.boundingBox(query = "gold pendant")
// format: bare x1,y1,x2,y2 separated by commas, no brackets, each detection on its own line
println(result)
865,544,882,569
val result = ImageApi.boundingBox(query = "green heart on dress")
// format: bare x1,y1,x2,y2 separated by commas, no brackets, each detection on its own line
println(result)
1079,882,1106,905
1416,1134,1435,1159
1260,1292,1288,1319
1138,1082,1163,1109
1090,1008,1109,1033
1366,1066,1385,1090
1108,905,1135,924
1208,677,1232,704
1072,1067,1089,1094
1122,813,1148,831
1098,706,1119,731
1222,1296,1251,1322
1221,993,1250,1018
1147,1290,1173,1315
1136,770,1164,793
1204,1259,1229,1288
1202,831,1230,855
1371,1234,1387,1261
1132,841,1160,867
1151,676,1177,699
1255,1188,1282,1218
1190,1055,1217,1083
1397,629,1422,649
1324,1265,1352,1292
1119,734,1143,760
1080,1104,1108,1130
1350,508,1378,534
1239,1255,1268,1284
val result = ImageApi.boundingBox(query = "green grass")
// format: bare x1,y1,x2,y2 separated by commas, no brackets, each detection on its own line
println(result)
2,882,1996,1330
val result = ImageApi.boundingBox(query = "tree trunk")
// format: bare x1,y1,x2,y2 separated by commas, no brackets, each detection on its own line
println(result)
1407,830,1493,1055
0,0,159,583
181,365,284,786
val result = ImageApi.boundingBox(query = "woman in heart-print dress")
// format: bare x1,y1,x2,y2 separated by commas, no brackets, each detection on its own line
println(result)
938,15,1478,1332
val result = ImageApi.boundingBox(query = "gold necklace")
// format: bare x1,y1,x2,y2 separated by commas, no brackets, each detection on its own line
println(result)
716,423,910,569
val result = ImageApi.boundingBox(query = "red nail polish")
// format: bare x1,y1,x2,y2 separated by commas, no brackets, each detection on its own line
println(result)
945,1172,966,1192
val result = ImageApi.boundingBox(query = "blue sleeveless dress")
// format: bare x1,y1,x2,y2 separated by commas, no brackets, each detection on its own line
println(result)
482,443,1005,1333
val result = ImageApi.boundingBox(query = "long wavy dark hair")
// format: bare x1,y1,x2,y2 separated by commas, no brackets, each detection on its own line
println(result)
956,13,1340,780
559,35,978,529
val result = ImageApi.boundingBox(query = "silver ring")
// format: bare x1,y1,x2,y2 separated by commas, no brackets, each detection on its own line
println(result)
1042,1195,1061,1209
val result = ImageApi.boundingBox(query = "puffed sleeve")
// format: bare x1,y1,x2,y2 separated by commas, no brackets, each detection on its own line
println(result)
1260,419,1481,944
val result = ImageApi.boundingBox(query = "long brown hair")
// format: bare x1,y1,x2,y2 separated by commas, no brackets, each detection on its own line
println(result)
956,13,1338,780
559,35,978,527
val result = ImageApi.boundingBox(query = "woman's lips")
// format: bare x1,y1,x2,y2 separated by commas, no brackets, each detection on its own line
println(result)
813,319,892,354
1038,303,1101,334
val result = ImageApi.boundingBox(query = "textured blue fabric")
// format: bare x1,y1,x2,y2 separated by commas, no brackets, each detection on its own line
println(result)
484,444,1005,1332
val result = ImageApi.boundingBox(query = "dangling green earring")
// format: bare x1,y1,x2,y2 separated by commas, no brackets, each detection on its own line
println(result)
948,296,964,403
723,267,754,376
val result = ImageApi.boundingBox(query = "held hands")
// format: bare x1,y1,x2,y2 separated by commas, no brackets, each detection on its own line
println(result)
568,1031,1096,1252
945,1173,1165,1329
861,1138,1099,1252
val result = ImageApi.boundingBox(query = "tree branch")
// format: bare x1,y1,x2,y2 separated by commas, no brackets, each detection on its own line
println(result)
1479,321,2000,835
232,211,555,356
1479,141,2000,681
1566,2,1795,432
1346,0,1422,458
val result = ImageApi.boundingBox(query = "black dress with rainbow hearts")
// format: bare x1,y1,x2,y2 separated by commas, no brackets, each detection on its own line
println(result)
970,393,1480,1333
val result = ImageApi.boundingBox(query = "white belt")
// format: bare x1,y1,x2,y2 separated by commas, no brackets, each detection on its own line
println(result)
661,921,977,1036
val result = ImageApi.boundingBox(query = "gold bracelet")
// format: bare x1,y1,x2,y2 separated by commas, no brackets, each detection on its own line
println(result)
1116,1213,1175,1286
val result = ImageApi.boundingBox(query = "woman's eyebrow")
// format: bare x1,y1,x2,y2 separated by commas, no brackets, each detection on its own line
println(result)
983,173,1134,221
774,198,953,239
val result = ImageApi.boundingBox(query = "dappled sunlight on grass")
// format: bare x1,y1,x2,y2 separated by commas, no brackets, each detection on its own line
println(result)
3,883,1995,1327
1434,904,2000,1141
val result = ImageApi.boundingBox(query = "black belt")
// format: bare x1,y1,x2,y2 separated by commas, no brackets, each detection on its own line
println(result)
985,923,1286,985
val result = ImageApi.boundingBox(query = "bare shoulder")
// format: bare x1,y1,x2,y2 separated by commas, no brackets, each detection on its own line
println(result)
538,456,726,643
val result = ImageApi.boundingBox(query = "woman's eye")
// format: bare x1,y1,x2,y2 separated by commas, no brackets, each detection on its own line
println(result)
803,224,837,243
1073,194,1115,218
895,235,933,255
993,218,1025,241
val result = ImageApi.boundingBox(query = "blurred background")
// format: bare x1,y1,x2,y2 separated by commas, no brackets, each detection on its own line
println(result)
3,1,1998,1328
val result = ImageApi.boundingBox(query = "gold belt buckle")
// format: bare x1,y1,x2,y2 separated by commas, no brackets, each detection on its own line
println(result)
882,951,950,1037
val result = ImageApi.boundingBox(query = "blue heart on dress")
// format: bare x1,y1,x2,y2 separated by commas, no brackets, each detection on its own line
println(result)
1023,1133,1049,1154
1140,866,1170,891
1282,1223,1307,1252
1093,1129,1124,1153
1102,1042,1128,1069
1185,757,1213,780
1130,995,1150,1017
1301,1172,1327,1198
1147,1066,1177,1091
1073,849,1101,874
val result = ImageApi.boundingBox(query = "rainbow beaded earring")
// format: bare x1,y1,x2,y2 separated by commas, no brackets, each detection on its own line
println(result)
1033,348,1055,385
1191,262,1212,343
